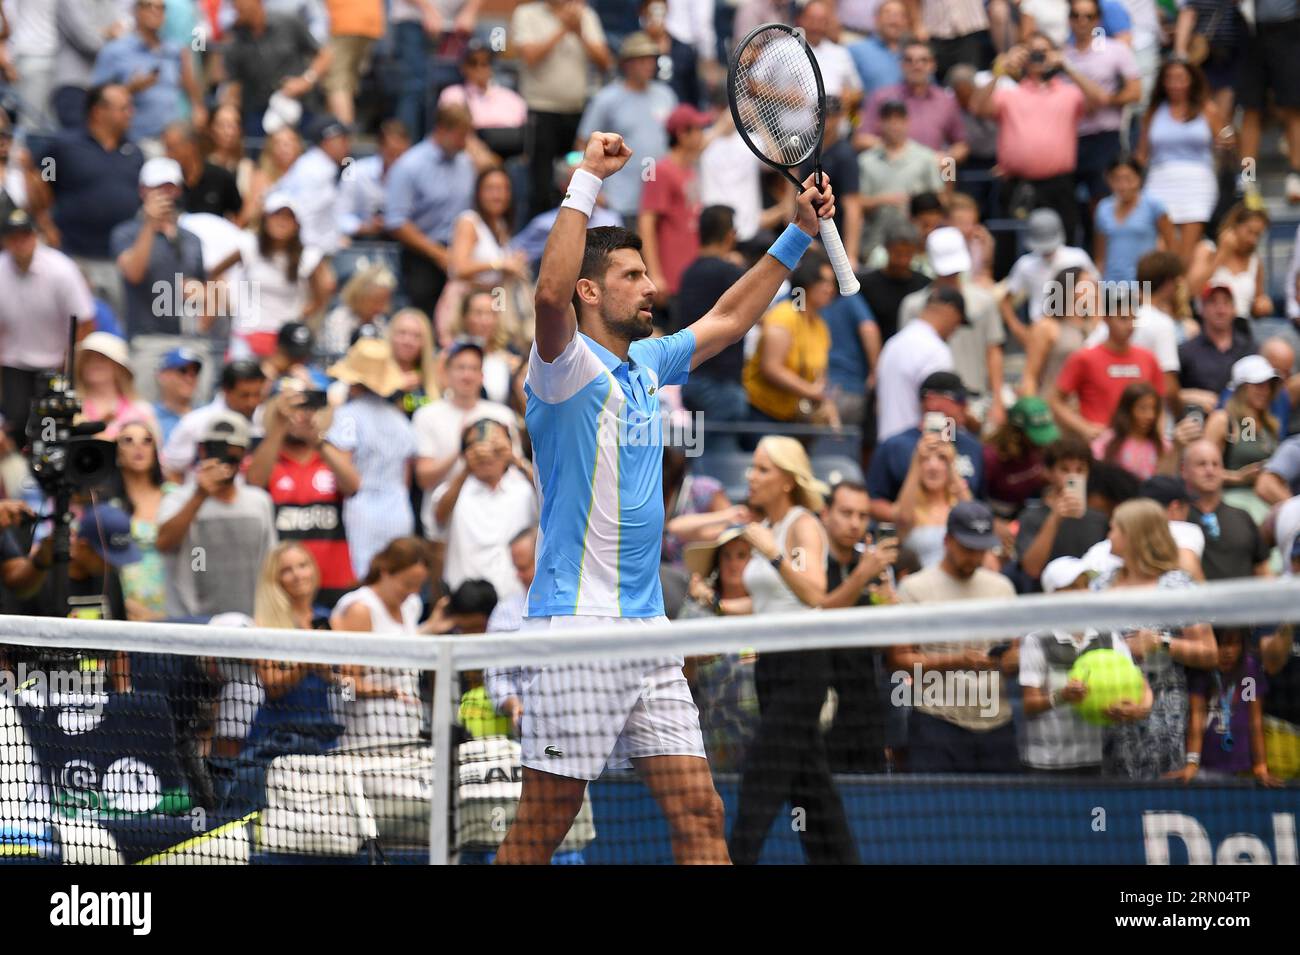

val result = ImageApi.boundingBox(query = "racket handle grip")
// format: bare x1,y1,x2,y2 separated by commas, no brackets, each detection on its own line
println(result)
818,218,860,296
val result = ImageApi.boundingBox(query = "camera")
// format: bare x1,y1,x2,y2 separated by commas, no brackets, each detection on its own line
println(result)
1028,50,1047,64
25,370,115,496
198,439,243,467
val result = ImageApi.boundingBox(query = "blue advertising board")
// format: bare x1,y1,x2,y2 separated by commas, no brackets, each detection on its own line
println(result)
584,774,1300,865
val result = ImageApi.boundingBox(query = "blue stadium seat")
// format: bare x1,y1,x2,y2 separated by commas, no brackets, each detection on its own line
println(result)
1264,217,1299,312
693,449,753,502
332,241,403,288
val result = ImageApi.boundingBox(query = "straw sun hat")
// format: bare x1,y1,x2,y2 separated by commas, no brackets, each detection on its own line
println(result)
326,338,406,398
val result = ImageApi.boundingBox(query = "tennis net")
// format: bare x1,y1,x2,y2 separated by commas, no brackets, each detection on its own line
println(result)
1,576,1298,865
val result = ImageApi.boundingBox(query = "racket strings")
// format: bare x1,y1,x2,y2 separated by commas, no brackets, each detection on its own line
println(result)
732,30,822,167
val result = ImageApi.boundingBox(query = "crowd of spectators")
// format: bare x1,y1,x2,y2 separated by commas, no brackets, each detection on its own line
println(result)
1,0,1300,850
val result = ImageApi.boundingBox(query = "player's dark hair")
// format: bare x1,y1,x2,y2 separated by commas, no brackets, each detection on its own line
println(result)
827,480,869,509
574,226,643,313
698,205,736,246
220,359,267,391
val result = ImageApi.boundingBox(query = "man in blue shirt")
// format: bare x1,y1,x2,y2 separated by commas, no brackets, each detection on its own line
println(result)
336,119,411,241
494,131,838,865
822,289,879,432
384,104,476,317
91,0,206,145
847,0,906,98
152,347,203,444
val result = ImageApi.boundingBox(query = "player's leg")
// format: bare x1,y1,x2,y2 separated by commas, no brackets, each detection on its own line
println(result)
494,767,589,865
632,754,730,865
618,664,728,863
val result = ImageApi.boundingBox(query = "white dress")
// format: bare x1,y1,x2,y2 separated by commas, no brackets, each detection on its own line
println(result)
330,586,424,751
1144,104,1218,225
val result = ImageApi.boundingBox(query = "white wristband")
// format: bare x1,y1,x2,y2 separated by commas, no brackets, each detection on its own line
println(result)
561,168,602,218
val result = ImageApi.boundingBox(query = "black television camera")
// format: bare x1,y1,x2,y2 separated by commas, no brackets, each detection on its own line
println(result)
16,318,117,623
25,369,116,496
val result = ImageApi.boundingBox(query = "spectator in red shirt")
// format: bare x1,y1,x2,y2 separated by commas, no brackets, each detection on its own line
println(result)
972,31,1113,246
637,104,708,311
245,379,356,609
1048,301,1164,441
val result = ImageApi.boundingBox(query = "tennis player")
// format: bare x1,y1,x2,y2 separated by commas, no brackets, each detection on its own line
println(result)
494,131,836,865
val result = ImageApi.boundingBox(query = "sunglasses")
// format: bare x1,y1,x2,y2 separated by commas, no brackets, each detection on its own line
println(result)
903,55,933,64
119,433,155,446
1069,11,1098,19
1200,511,1221,541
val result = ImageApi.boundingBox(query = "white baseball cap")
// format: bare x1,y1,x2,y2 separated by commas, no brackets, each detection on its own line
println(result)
1228,354,1281,391
139,157,183,189
926,226,972,277
1041,556,1091,594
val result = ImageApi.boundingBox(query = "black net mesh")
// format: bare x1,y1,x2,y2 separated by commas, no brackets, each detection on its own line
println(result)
2,580,1299,865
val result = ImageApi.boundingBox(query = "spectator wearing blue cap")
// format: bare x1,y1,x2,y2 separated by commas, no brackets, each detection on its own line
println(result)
153,347,203,444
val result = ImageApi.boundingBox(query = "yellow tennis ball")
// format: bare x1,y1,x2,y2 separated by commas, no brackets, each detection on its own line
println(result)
1068,648,1144,726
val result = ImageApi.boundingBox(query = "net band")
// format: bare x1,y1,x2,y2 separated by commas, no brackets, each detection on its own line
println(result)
2,577,1295,671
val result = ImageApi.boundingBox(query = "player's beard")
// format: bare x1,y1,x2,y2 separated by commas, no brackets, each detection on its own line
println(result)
601,305,654,342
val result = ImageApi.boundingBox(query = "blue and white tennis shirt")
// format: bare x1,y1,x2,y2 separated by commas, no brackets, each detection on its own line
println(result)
524,328,696,618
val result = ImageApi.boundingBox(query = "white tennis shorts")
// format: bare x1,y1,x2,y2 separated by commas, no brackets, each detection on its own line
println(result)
518,614,707,781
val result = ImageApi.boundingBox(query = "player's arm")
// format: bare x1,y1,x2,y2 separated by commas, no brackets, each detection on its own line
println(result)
688,174,836,369
533,132,632,362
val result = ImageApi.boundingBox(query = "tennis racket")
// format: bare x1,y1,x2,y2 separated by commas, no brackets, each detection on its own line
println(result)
728,22,859,296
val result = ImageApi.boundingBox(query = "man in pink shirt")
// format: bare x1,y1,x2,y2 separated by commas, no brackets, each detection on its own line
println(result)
971,31,1111,247
857,39,969,169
